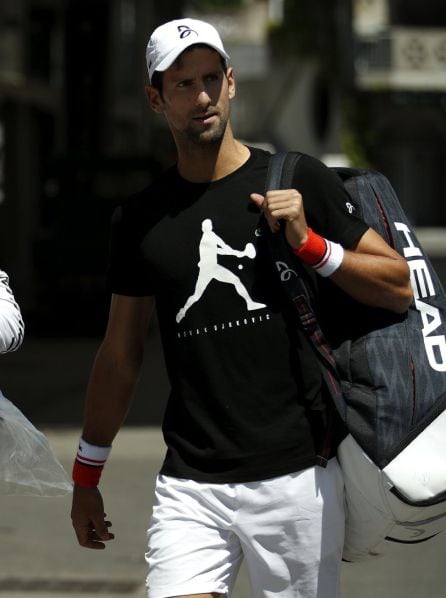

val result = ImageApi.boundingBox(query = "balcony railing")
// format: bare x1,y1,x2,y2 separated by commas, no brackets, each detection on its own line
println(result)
354,27,446,90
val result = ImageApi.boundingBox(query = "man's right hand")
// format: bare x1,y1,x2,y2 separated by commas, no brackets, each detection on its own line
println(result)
71,485,115,549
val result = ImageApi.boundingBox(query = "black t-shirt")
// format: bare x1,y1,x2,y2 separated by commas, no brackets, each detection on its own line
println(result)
108,147,368,483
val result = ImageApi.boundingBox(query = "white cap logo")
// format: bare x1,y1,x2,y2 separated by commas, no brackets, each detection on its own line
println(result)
177,25,198,39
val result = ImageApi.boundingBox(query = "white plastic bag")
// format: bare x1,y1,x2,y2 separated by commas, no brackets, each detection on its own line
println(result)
0,391,72,496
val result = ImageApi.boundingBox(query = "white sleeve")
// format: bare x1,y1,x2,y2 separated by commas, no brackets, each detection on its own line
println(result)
0,270,24,353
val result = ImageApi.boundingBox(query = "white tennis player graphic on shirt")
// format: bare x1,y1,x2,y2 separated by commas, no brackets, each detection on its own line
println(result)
176,219,266,323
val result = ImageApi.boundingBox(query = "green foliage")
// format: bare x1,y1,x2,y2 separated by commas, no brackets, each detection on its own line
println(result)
341,97,374,169
268,0,338,65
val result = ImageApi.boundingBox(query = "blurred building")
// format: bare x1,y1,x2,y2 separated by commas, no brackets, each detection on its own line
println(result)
349,0,446,279
0,0,179,333
352,0,446,229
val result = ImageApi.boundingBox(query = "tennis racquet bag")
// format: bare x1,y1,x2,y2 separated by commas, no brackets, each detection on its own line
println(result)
265,151,446,562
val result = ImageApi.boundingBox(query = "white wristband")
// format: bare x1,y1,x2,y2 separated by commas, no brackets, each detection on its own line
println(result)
312,240,344,278
76,437,112,467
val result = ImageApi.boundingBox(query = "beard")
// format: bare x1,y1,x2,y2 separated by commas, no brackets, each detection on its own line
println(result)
184,107,230,146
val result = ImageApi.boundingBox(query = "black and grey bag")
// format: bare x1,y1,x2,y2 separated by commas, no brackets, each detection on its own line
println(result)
265,151,446,561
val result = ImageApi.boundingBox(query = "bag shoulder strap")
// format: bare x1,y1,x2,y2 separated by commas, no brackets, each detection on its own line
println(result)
265,151,302,191
265,151,346,419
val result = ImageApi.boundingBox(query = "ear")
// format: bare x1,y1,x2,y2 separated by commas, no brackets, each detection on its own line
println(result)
145,85,164,114
226,67,236,100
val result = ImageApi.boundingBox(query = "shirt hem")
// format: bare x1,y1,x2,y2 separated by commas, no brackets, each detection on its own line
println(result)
159,453,323,484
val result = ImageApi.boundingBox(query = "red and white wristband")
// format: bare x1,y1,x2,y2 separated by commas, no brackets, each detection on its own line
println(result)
294,227,344,278
72,437,112,488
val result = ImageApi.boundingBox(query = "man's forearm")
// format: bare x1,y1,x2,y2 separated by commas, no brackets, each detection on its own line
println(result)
81,341,144,446
331,249,413,314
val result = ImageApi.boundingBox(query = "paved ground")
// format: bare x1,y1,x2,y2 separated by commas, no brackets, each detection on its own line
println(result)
1,333,446,596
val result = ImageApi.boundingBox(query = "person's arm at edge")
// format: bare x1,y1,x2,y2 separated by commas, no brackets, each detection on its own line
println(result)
71,293,155,549
0,270,24,353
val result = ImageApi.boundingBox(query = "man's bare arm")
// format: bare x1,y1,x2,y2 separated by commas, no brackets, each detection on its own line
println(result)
331,228,412,314
71,294,155,549
81,294,155,445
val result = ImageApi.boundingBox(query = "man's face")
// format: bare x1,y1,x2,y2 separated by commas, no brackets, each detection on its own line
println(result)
148,47,235,146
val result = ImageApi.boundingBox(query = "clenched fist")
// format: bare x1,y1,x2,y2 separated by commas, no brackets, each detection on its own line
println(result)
250,189,309,250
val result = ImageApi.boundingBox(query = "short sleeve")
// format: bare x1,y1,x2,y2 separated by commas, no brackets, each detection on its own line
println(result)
106,203,155,297
294,155,368,248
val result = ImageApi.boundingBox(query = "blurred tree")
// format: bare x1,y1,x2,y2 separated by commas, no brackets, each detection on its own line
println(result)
268,0,340,68
187,0,242,10
155,0,186,22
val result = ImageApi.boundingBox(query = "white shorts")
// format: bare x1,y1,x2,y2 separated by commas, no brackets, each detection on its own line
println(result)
145,459,345,598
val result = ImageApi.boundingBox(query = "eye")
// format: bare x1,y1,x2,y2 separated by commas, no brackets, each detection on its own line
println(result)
177,79,193,89
205,72,221,83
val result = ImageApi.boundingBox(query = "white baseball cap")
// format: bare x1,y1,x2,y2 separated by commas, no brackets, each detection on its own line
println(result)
146,18,230,82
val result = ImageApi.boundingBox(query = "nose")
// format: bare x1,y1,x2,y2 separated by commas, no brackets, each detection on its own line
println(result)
195,86,211,108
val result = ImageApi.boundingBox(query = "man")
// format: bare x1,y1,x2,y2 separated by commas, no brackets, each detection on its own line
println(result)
71,17,413,598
